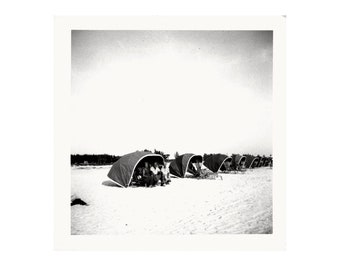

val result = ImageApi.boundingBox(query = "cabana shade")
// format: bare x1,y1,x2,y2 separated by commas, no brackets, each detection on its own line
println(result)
169,153,203,178
268,156,273,167
107,151,164,187
231,154,246,170
257,156,265,167
244,154,259,168
262,157,269,166
203,154,232,173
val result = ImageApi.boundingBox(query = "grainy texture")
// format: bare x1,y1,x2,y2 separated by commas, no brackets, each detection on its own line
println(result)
71,166,272,235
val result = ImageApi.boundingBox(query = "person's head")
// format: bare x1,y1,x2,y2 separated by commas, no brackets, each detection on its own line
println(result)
144,161,149,168
154,162,158,168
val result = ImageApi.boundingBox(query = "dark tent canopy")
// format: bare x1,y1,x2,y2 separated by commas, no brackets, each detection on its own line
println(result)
231,154,247,170
107,151,164,187
257,156,265,167
262,156,272,167
203,154,232,173
268,156,273,167
262,157,269,166
244,154,259,168
169,153,203,178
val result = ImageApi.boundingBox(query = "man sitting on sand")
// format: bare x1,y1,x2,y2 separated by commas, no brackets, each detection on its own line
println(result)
133,166,143,186
161,163,171,185
150,162,161,187
158,164,171,186
157,164,165,186
190,160,202,177
142,161,152,187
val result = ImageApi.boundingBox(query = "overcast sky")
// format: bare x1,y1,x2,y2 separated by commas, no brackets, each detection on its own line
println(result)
71,30,273,157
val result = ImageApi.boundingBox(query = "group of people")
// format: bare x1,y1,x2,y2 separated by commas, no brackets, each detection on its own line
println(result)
133,161,171,187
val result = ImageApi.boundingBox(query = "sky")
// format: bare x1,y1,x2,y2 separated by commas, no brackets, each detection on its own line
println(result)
71,30,273,157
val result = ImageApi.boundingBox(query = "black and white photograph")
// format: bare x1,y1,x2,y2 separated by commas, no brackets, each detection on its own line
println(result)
70,29,274,235
5,0,340,268
54,16,286,249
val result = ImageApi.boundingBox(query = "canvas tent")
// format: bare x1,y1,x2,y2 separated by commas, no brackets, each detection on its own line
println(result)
268,156,273,167
263,156,273,167
169,153,203,178
257,156,265,167
107,151,164,188
203,154,232,173
263,157,269,166
231,154,247,170
244,154,259,168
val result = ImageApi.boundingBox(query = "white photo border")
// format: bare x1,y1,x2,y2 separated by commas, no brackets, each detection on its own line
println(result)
54,16,286,250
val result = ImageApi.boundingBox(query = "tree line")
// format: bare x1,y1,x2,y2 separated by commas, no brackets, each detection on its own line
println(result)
71,154,121,165
71,149,171,166
71,151,270,166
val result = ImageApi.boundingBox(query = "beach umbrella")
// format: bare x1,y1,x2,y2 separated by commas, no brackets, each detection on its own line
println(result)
169,153,203,178
203,154,232,173
107,151,164,187
231,154,247,170
244,154,259,168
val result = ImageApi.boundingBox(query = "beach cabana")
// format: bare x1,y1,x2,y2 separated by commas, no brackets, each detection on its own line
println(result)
244,155,259,168
257,156,265,167
267,156,273,167
231,154,247,170
263,157,270,166
107,151,164,188
169,153,203,178
203,154,232,173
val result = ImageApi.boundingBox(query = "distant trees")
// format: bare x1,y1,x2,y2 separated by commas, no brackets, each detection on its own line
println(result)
71,149,172,166
139,149,170,160
153,149,170,160
174,151,179,159
70,154,120,165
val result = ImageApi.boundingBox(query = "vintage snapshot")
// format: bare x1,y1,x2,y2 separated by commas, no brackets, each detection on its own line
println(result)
55,17,285,250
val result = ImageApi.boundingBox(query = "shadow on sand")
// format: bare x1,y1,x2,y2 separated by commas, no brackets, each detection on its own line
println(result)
102,180,123,188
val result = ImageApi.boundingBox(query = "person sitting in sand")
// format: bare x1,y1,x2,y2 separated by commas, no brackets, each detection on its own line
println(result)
161,163,171,185
132,167,143,186
190,159,202,177
142,161,152,187
158,164,171,186
157,164,165,186
195,160,202,176
150,162,161,187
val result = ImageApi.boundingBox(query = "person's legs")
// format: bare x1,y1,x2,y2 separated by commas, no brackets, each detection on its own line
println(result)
149,175,155,187
153,174,160,186
165,172,171,184
144,176,151,187
150,176,155,187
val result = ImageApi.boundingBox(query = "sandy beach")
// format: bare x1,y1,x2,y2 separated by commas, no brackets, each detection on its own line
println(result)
71,166,272,235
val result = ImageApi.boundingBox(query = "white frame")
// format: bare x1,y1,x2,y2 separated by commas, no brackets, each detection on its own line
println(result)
55,16,286,250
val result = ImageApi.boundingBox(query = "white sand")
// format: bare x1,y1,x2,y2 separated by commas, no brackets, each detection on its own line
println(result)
71,166,272,235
